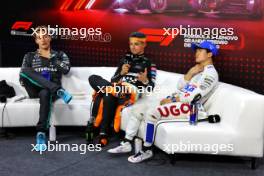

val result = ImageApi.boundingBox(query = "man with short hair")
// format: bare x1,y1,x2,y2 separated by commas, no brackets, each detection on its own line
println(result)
88,32,157,146
108,40,219,163
20,26,72,151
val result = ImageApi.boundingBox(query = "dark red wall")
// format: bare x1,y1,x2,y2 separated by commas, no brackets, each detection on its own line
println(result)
2,0,264,94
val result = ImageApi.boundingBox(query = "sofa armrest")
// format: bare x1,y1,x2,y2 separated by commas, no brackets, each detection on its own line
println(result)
205,84,264,138
234,95,264,139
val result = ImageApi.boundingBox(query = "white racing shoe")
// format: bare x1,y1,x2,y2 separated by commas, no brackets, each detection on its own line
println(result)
128,150,153,163
107,141,132,154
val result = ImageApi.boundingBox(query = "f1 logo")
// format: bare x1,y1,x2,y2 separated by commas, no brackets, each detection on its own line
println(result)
139,28,178,46
11,21,33,30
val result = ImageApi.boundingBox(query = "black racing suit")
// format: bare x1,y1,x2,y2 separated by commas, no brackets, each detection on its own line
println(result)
19,50,71,132
89,52,157,135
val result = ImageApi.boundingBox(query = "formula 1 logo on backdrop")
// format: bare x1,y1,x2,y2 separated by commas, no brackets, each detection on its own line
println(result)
139,27,245,51
12,21,33,30
139,28,177,46
11,21,33,36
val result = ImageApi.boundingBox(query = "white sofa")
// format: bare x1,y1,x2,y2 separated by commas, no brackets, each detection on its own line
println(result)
0,67,264,166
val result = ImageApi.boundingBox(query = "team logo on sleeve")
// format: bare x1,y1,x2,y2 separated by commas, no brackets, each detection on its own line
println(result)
183,84,197,93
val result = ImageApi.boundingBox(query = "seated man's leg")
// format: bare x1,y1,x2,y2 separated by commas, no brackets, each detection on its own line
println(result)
21,77,50,131
107,98,148,153
127,105,160,163
125,100,147,141
88,75,117,146
125,96,161,144
98,93,118,146
36,89,53,133
144,102,190,146
35,89,54,151
20,69,72,104
20,69,60,94
88,75,112,93
128,102,190,163
21,77,41,98
21,77,52,152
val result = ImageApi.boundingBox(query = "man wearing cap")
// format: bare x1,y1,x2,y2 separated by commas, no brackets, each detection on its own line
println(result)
88,32,157,146
108,40,219,163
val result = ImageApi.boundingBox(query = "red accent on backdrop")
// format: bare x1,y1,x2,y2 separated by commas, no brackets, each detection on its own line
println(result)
4,0,264,94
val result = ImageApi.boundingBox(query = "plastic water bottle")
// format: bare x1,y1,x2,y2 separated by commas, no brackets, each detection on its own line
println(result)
189,94,201,125
189,103,198,125
49,125,56,141
85,121,94,144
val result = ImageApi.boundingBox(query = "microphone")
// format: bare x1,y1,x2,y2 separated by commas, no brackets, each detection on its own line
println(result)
191,94,202,105
198,114,221,123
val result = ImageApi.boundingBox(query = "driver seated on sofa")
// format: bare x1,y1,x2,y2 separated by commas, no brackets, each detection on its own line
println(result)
87,32,157,147
108,40,219,163
19,26,72,152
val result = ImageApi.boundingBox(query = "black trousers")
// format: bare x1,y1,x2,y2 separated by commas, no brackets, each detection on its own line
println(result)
89,75,118,135
20,69,61,132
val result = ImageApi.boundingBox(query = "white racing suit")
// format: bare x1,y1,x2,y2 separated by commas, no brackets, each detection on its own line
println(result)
122,64,219,146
